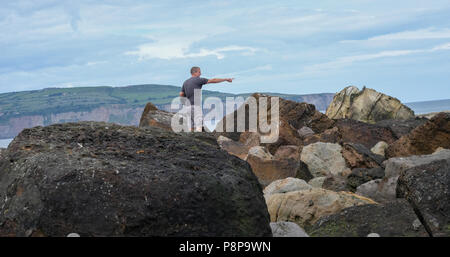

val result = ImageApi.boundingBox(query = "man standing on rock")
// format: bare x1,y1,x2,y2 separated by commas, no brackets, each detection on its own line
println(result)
180,66,234,132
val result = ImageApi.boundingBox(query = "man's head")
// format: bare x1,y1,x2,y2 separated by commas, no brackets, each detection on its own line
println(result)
190,66,201,77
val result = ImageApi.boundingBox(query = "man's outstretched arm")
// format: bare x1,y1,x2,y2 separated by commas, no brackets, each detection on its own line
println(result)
207,78,234,84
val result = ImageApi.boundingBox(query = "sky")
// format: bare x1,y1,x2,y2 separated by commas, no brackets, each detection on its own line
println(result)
1,0,450,102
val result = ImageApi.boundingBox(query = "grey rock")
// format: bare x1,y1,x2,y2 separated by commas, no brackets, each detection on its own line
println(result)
270,222,309,237
397,159,450,237
308,177,326,188
367,233,380,237
297,126,315,138
347,167,385,192
0,122,272,237
376,118,428,139
356,177,397,203
309,199,429,237
300,142,351,178
322,175,349,192
384,149,450,178
412,219,422,231
357,150,450,203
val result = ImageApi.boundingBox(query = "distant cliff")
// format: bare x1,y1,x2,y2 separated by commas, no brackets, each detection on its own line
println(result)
0,105,144,139
0,84,334,139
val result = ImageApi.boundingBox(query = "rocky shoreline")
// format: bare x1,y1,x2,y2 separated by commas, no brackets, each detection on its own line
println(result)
0,86,449,237
210,87,449,237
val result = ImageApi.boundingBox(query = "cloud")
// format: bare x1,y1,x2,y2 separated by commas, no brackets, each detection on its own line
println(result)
302,42,450,75
341,28,450,43
431,42,450,51
125,39,259,60
337,49,421,63
212,65,272,78
86,61,107,66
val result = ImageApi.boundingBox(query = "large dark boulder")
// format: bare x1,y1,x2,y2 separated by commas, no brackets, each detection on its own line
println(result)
0,122,272,237
309,199,429,237
397,159,450,237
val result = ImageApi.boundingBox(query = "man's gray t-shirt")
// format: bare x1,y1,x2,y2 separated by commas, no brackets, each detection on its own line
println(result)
181,77,209,105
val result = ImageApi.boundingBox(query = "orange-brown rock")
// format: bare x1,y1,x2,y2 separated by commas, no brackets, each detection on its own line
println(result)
215,93,334,154
260,119,303,154
303,127,341,146
273,145,302,161
246,146,312,187
341,143,385,170
305,119,397,149
386,112,450,158
336,119,398,149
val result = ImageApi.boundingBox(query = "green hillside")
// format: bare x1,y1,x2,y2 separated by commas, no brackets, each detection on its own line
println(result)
0,84,334,124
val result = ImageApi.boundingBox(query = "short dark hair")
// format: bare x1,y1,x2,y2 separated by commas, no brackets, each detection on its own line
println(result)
190,66,200,74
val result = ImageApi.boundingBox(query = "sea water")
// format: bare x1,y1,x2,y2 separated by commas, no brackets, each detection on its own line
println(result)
405,100,450,114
